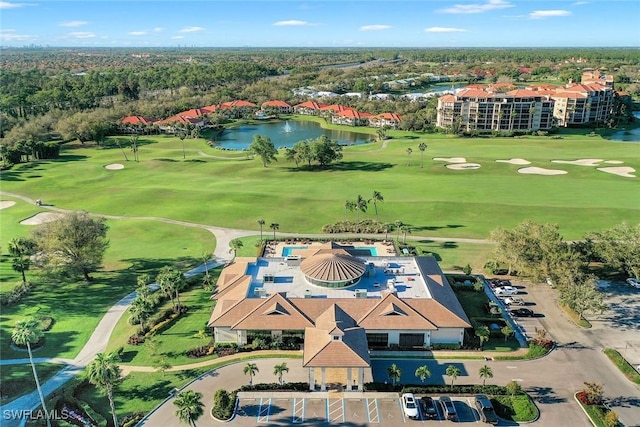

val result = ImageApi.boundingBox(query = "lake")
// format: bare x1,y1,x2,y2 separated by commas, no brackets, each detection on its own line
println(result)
210,120,375,150
607,111,640,143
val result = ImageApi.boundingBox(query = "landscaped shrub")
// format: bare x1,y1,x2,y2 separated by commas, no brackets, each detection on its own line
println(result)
186,345,213,358
238,382,308,392
322,219,389,234
212,389,236,420
37,315,55,331
127,334,145,346
401,384,507,396
429,343,461,351
0,281,32,306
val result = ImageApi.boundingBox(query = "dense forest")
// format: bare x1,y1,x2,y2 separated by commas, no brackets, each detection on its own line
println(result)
1,47,638,160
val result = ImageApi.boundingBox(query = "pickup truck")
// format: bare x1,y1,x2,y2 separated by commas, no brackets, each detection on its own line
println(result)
503,297,525,306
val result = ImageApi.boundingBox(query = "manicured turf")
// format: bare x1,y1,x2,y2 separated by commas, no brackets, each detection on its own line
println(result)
1,129,638,241
0,363,62,403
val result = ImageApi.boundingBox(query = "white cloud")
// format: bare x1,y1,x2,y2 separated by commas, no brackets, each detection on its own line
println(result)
572,1,589,5
60,21,88,27
129,31,147,36
0,2,30,9
425,27,468,33
529,10,572,19
273,20,312,26
439,0,514,14
69,31,96,39
179,26,204,33
153,27,164,32
0,29,36,41
360,24,392,31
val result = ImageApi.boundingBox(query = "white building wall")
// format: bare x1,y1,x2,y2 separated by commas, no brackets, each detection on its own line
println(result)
214,327,236,343
431,328,464,345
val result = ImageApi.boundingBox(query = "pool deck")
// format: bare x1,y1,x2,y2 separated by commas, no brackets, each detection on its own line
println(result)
264,239,395,258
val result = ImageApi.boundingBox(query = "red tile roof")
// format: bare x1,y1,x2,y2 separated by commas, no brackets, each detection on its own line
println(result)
177,108,209,118
156,115,202,125
262,100,292,108
319,104,355,113
336,109,371,119
372,112,402,122
294,101,328,110
121,116,157,125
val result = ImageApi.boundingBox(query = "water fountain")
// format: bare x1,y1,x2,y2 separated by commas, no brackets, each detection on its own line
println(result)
283,121,293,133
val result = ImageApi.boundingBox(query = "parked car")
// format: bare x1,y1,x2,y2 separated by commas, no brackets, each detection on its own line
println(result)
495,286,518,296
419,396,438,420
545,277,555,288
503,297,526,306
440,396,457,421
402,393,419,419
510,308,534,317
475,394,499,425
626,278,640,289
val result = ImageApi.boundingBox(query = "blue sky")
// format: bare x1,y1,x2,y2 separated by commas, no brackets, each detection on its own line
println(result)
1,0,638,47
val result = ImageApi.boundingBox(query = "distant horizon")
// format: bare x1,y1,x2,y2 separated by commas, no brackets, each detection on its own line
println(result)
1,0,638,48
2,45,638,50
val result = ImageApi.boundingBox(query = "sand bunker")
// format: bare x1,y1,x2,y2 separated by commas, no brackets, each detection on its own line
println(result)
105,163,124,170
446,163,481,170
496,158,531,165
433,157,467,163
0,200,16,210
551,159,604,167
518,167,568,176
596,167,636,178
604,160,624,164
20,212,62,225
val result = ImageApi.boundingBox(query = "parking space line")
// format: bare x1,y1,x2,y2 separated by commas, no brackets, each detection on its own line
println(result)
327,398,344,423
467,397,480,422
257,397,271,423
398,398,406,423
292,397,304,424
366,398,380,423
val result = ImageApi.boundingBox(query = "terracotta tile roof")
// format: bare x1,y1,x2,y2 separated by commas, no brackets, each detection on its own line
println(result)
405,299,471,328
357,292,437,330
506,89,542,97
156,115,202,125
262,100,292,108
319,104,355,113
220,100,257,109
294,101,328,110
292,298,378,322
121,116,157,125
372,112,402,121
209,299,262,326
177,108,209,118
552,92,587,99
202,104,219,113
439,94,457,102
232,293,315,330
337,109,372,119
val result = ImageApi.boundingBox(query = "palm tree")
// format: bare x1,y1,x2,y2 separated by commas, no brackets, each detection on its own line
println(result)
273,362,289,384
479,365,493,387
8,237,31,285
395,220,403,242
355,195,368,223
445,365,461,389
229,239,243,259
475,325,491,350
87,351,122,427
156,266,184,312
257,219,265,241
12,318,51,427
418,143,427,168
194,329,208,347
177,127,188,160
129,296,153,332
344,200,356,222
369,191,384,222
406,147,413,166
401,225,411,245
415,365,431,383
270,223,279,241
387,363,402,386
243,363,259,385
501,325,514,342
174,390,204,426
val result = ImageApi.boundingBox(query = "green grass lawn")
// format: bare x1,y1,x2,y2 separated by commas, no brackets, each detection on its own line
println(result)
106,281,220,366
0,363,62,404
492,394,539,422
2,129,638,241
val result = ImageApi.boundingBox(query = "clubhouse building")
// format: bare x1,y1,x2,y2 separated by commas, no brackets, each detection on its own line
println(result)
208,242,470,391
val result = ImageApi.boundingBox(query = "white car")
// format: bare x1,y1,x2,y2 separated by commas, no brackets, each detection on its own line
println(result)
401,393,419,419
626,278,640,289
503,296,526,306
495,286,518,295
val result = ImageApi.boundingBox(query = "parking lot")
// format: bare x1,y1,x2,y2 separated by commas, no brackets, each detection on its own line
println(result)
232,392,489,425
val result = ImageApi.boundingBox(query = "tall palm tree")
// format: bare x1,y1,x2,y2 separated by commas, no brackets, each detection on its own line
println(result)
156,266,185,311
370,191,384,222
401,225,411,245
415,365,431,383
8,237,31,285
355,195,368,223
475,325,490,350
445,365,461,389
270,223,279,241
87,351,122,427
273,362,289,384
344,200,356,222
174,390,204,426
395,220,403,242
129,296,153,332
229,239,243,259
418,143,427,168
243,363,259,385
257,219,265,241
406,147,413,166
12,318,51,427
387,363,402,386
479,365,494,387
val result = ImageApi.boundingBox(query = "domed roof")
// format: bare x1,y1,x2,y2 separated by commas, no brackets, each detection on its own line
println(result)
300,250,366,283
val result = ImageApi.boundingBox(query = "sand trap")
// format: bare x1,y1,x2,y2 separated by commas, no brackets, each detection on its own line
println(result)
433,157,466,163
446,163,481,170
604,160,624,164
596,167,636,178
496,158,531,165
518,167,568,176
20,212,62,225
551,159,604,167
105,163,124,170
0,200,16,210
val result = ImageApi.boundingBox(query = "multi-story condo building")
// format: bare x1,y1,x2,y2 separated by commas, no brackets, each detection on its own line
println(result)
437,72,616,131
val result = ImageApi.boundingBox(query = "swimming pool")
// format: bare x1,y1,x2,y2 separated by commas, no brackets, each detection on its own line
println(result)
281,246,308,256
345,246,378,257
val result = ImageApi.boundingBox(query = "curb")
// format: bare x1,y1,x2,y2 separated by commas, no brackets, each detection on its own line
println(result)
573,392,598,427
